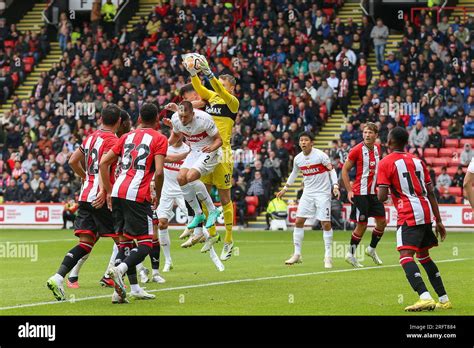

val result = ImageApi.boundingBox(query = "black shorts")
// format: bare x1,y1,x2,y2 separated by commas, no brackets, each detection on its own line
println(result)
350,195,386,223
396,223,438,253
74,202,115,240
112,197,153,240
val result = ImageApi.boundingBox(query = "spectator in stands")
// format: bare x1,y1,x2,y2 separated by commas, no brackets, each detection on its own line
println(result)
18,182,34,203
354,58,372,100
62,198,78,229
370,18,389,70
247,171,268,213
101,0,117,37
316,80,334,115
461,143,474,165
427,127,442,149
58,12,71,52
452,166,465,188
448,118,464,138
408,121,429,149
35,181,51,203
464,113,474,137
30,170,42,191
4,179,18,202
436,166,452,190
231,177,247,227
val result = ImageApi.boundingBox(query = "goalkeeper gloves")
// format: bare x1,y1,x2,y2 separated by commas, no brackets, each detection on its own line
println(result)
197,54,214,79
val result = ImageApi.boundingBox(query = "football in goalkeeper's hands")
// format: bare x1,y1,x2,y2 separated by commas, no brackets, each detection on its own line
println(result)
182,53,203,76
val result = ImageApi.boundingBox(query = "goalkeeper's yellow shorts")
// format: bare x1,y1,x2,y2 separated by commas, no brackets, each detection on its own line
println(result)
201,161,233,190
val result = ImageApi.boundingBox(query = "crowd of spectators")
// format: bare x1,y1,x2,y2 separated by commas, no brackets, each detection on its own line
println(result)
0,18,51,103
327,12,474,203
0,1,473,223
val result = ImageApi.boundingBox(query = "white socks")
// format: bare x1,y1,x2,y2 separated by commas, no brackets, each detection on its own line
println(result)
201,226,210,239
181,183,203,215
367,245,375,253
159,228,172,264
439,294,449,303
191,180,215,212
323,229,333,258
105,243,119,276
53,273,64,283
420,291,433,300
293,227,304,255
69,253,89,278
117,262,128,275
131,284,141,292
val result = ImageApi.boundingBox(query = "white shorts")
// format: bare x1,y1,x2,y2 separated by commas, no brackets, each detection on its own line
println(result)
296,194,331,221
181,149,221,176
156,195,187,221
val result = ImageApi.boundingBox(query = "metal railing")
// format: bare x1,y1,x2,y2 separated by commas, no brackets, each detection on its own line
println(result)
42,0,53,25
113,0,130,22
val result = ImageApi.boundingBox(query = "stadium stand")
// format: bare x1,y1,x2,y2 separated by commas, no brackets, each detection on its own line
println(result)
0,0,473,228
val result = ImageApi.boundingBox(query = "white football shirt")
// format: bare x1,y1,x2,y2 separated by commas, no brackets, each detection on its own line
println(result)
171,109,218,152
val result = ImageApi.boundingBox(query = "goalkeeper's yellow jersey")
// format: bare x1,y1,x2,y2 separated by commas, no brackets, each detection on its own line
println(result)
191,75,239,150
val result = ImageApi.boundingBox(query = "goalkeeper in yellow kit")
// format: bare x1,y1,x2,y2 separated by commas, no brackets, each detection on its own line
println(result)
183,54,239,261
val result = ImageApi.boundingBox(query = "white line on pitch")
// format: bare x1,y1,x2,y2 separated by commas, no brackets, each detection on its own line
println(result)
0,257,470,312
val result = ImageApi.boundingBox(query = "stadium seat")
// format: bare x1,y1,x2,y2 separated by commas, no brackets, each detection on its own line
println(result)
439,129,449,137
438,148,452,157
455,196,464,204
23,56,34,65
424,157,433,165
245,196,259,217
431,158,448,166
424,148,438,157
447,156,461,166
322,8,334,17
433,166,443,175
447,187,462,196
4,40,14,48
446,167,458,176
444,139,459,148
460,139,474,147
440,120,451,129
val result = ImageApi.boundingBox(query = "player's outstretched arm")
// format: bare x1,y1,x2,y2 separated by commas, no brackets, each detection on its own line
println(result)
191,75,214,101
69,148,86,180
99,150,119,210
463,171,474,212
341,159,354,203
168,130,182,147
165,150,190,163
426,182,446,241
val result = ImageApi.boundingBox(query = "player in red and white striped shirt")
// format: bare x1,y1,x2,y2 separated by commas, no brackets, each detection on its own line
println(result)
341,123,387,268
47,104,124,301
377,127,450,312
99,103,168,303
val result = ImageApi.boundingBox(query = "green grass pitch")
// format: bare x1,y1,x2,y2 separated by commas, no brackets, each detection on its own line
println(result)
0,229,473,315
